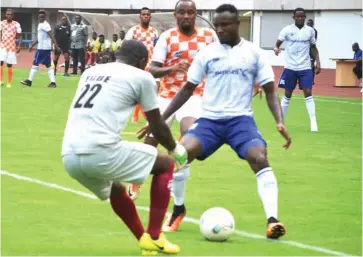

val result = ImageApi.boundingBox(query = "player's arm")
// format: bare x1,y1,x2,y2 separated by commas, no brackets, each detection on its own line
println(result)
16,23,22,53
162,49,206,121
255,48,291,149
274,27,287,56
29,39,38,51
149,32,189,78
310,31,321,74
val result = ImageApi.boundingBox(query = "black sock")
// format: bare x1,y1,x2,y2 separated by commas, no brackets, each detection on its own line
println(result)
267,217,279,224
173,204,186,216
65,60,69,73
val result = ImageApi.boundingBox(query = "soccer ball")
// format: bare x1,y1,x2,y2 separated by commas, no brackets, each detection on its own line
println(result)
199,207,235,242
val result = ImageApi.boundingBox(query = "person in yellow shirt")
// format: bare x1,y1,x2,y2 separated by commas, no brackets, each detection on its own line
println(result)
85,31,98,66
93,34,110,63
116,30,125,48
109,34,119,62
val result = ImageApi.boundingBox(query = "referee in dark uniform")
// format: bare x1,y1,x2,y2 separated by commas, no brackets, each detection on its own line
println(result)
53,16,71,76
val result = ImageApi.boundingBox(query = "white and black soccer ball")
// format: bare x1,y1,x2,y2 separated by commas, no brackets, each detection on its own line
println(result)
199,207,235,242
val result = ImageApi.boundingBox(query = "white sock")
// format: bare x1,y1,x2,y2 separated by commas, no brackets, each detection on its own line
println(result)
28,66,39,81
172,165,190,206
47,67,55,83
256,167,278,219
305,96,317,128
281,96,290,120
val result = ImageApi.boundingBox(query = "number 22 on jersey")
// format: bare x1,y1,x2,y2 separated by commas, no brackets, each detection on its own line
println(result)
74,84,102,109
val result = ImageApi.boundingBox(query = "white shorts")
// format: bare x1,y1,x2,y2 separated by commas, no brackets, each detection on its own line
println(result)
62,141,158,201
159,95,202,127
0,48,17,65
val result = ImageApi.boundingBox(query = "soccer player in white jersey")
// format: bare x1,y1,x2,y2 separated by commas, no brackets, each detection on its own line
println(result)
21,10,60,88
139,4,292,239
274,8,321,132
61,40,187,255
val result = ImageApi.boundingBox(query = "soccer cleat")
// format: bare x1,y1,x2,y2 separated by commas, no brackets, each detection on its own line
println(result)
46,82,57,88
162,208,186,232
266,218,286,239
6,83,11,88
64,72,70,77
1,81,4,87
138,233,180,255
20,79,32,87
310,121,318,132
127,184,142,201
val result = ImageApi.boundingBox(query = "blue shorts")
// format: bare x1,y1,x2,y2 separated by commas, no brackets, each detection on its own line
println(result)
185,116,267,161
278,68,313,90
33,49,51,66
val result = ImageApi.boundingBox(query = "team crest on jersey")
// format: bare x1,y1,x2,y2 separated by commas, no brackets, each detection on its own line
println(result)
174,51,182,58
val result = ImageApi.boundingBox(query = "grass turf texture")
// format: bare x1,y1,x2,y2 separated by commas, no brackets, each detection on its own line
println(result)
1,68,362,256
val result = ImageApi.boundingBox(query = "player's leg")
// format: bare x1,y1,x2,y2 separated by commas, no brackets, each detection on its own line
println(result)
162,95,202,232
299,69,317,132
63,51,70,76
21,50,42,87
44,51,56,88
6,64,13,88
79,48,86,74
0,61,4,86
278,69,298,120
225,116,285,239
72,49,79,75
53,48,61,75
0,48,7,86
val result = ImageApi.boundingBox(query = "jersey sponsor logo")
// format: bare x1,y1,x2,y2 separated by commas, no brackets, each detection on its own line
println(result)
279,79,285,85
213,68,249,77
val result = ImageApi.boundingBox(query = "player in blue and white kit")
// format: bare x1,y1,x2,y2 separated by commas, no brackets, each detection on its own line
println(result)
274,8,321,132
21,10,60,88
138,4,291,239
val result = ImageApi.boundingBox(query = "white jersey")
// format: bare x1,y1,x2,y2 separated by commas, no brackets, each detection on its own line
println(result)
278,24,316,71
37,21,52,50
187,38,274,120
62,62,159,155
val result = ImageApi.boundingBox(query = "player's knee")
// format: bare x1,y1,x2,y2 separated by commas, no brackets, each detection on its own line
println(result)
284,90,293,98
7,64,12,68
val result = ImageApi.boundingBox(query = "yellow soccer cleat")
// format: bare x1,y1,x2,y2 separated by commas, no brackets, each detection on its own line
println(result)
6,83,12,88
138,233,180,255
266,221,286,239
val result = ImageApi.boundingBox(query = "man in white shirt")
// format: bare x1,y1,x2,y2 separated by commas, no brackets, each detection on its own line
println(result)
62,40,187,255
138,4,291,240
21,10,60,88
274,7,321,132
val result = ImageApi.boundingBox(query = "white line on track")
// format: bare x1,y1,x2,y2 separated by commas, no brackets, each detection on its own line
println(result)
1,170,355,256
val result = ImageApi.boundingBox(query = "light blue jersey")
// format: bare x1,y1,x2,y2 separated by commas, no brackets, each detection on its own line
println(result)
187,38,274,120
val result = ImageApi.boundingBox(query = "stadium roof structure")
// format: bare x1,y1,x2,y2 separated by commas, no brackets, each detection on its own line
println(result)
59,10,214,39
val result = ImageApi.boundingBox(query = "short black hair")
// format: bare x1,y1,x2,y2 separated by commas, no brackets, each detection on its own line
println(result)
353,42,359,47
140,7,150,13
174,0,196,11
293,7,305,15
215,4,238,15
98,34,105,38
113,34,118,37
115,39,148,62
38,10,46,15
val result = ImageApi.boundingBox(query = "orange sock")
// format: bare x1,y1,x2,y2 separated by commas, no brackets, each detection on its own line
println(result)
132,105,141,122
0,65,3,82
7,67,12,84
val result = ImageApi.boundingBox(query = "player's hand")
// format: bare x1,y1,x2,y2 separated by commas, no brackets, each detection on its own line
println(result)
28,46,33,52
169,142,188,171
277,123,291,149
315,62,321,75
136,123,150,140
16,46,21,53
253,86,263,99
171,60,190,73
274,47,281,56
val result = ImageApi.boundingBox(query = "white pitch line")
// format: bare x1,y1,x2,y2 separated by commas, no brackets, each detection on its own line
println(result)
1,170,355,257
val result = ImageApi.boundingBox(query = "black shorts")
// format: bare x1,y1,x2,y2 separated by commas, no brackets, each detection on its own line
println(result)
55,44,70,55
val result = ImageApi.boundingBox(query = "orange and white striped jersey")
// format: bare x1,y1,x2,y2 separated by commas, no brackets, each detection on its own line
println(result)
152,27,217,99
125,24,159,68
0,20,21,52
